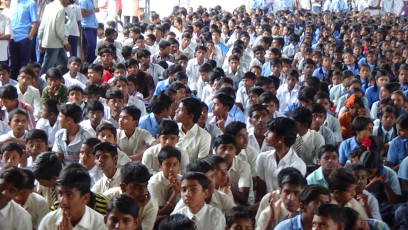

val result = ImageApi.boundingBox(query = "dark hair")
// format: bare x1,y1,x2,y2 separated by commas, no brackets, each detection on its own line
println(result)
278,169,307,188
225,121,246,136
266,117,297,146
298,86,316,102
1,141,23,157
214,134,236,148
359,150,382,170
203,154,226,167
290,107,313,127
248,104,268,118
84,84,101,96
397,113,408,129
213,93,234,111
68,85,84,95
299,184,330,205
43,99,60,116
308,103,327,115
158,146,181,165
59,103,83,123
122,105,141,121
317,144,338,159
327,168,357,192
0,85,18,100
45,67,63,80
343,207,361,229
21,168,35,189
351,116,373,136
120,162,151,184
19,66,35,79
180,98,202,123
186,159,213,174
259,92,279,106
242,71,256,80
158,120,179,136
286,69,300,80
32,152,62,180
136,48,151,59
106,194,140,218
0,63,10,72
248,86,264,96
86,100,104,115
106,88,124,100
314,204,347,225
93,142,118,157
83,137,101,148
57,163,91,195
181,171,209,190
158,214,195,230
151,92,172,114
0,167,26,191
96,123,117,137
225,206,254,228
8,108,28,122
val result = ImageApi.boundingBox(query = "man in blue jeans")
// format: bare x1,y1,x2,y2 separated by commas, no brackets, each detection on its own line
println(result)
80,0,99,63
9,0,39,80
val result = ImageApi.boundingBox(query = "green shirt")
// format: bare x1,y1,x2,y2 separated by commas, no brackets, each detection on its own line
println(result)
41,83,69,104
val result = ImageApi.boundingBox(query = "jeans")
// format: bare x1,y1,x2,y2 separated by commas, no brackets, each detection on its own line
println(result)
9,38,31,80
82,27,97,63
68,35,79,57
40,48,68,76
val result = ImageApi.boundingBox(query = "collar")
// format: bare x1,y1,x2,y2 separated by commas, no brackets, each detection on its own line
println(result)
61,126,84,145
179,123,199,135
314,167,325,181
0,200,11,217
299,129,311,141
55,206,90,228
103,168,120,180
185,203,208,217
148,112,158,126
381,126,393,135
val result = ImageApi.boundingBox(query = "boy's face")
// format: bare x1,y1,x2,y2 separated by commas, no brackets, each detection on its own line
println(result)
1,150,21,167
114,68,125,77
331,75,341,85
107,98,124,118
101,53,113,66
281,183,301,213
214,162,228,188
235,128,248,150
95,150,118,171
180,179,208,210
106,208,139,230
88,69,102,83
302,194,330,218
68,61,81,74
227,218,254,230
159,156,180,179
26,138,48,159
14,188,32,206
311,113,326,130
229,59,239,71
47,78,62,92
79,144,96,169
0,69,10,85
97,129,117,144
195,49,206,60
58,185,90,218
0,180,19,209
381,112,396,129
126,65,139,76
399,69,408,84
121,182,149,207
58,113,70,129
211,98,228,116
286,76,298,90
17,72,33,88
312,215,342,230
250,109,268,131
119,111,137,130
88,110,104,127
271,64,282,76
334,184,357,204
68,90,84,105
262,101,276,117
242,78,255,89
199,72,209,82
215,143,236,167
248,92,259,105
359,66,370,79
115,80,129,96
9,114,28,135
204,170,216,195
158,134,179,148
318,151,338,171
303,64,315,76
251,68,261,79
174,103,190,123
352,169,367,195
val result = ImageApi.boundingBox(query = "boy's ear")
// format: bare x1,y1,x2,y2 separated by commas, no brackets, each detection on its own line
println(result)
120,183,126,193
317,159,321,166
82,192,91,205
337,222,345,230
157,163,162,170
113,155,118,164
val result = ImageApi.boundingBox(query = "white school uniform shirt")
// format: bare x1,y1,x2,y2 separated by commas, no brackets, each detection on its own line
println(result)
117,149,132,168
186,58,203,91
91,168,121,193
324,114,343,143
145,63,165,85
36,118,61,146
17,85,42,119
63,72,87,88
329,83,348,106
0,200,33,230
237,146,259,177
0,12,11,62
116,128,156,157
236,86,249,109
148,171,182,207
0,130,27,142
256,148,307,191
201,85,214,105
79,119,111,137
257,196,293,230
292,129,325,165
208,113,234,129
141,144,189,175
176,123,211,162
38,206,106,230
228,156,255,205
0,120,11,136
172,203,226,230
276,83,300,113
247,127,275,153
363,189,382,220
330,195,368,219
173,189,236,214
24,192,49,229
196,78,209,100
88,165,103,188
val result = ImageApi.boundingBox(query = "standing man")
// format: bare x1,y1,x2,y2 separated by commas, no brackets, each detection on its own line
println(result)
9,0,39,79
38,0,71,76
80,0,99,63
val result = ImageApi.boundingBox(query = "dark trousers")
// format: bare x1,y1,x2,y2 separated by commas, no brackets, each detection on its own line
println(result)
68,35,79,57
82,27,97,63
9,38,31,80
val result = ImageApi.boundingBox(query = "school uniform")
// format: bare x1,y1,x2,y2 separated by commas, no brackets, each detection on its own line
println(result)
237,146,259,177
257,197,293,230
176,123,211,162
0,200,33,230
88,165,103,188
91,168,121,193
36,184,59,209
23,192,50,229
292,129,325,166
307,167,329,187
229,156,255,205
79,119,111,137
331,195,368,219
324,114,343,143
386,136,408,165
276,83,300,113
148,171,182,207
116,128,156,157
338,137,359,165
247,127,275,153
172,203,226,230
141,144,189,175
329,83,348,106
319,125,336,146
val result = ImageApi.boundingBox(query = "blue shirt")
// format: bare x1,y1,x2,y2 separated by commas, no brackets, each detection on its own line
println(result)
11,0,38,42
274,214,303,230
80,0,98,28
365,86,379,108
312,67,327,80
338,137,359,165
307,167,329,188
386,136,408,165
262,62,272,77
138,113,159,137
398,156,408,180
208,102,245,123
283,102,300,116
154,79,171,95
217,43,229,56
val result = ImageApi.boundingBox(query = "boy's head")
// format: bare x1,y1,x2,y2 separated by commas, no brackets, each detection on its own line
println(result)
113,76,130,96
317,144,339,172
214,134,236,167
79,138,101,170
259,92,279,116
327,168,357,204
248,104,269,132
157,120,179,147
32,152,62,187
158,146,181,178
17,66,35,88
1,141,23,167
298,86,316,108
308,103,327,131
265,117,297,147
312,204,346,230
349,164,367,195
14,169,35,205
7,108,28,137
120,162,151,207
45,67,63,89
151,92,173,117
86,100,105,127
93,142,118,171
0,167,26,209
105,194,140,230
0,85,18,111
278,168,307,213
158,214,195,230
58,103,83,128
242,71,256,89
175,97,202,124
180,172,209,211
248,87,264,106
186,159,215,195
83,84,101,102
225,121,248,153
379,106,398,130
212,93,234,116
119,105,141,130
67,56,82,74
26,129,48,160
299,184,331,217
225,206,254,230
106,88,125,116
87,64,104,83
0,63,11,85
286,69,299,90
68,85,84,105
96,123,117,144
290,107,313,136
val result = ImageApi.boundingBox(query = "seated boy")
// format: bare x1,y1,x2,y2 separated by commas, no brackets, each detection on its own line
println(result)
64,56,87,86
36,99,61,147
52,103,92,164
208,93,235,133
91,142,120,193
142,120,189,174
25,129,49,168
0,108,29,147
14,169,49,229
116,105,158,161
104,162,158,230
105,194,140,230
307,144,339,188
112,76,146,116
79,138,103,187
214,134,254,206
171,172,226,230
67,85,86,113
17,66,42,119
225,206,254,230
139,92,173,137
309,103,336,146
236,72,256,110
327,168,368,219
0,167,33,229
41,67,69,104
158,214,195,230
1,141,23,167
80,100,110,136
87,63,110,98
104,88,125,128
312,204,347,230
259,92,284,119
0,63,18,89
38,163,106,229
148,146,183,218
32,152,63,209
197,101,223,150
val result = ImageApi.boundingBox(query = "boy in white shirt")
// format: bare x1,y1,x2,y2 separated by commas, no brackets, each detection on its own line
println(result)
0,108,29,148
25,129,49,168
1,141,23,167
105,194,140,230
91,142,120,193
276,69,301,112
17,66,42,119
36,99,61,147
236,72,256,110
64,56,88,86
171,172,226,230
79,138,103,187
80,100,109,136
0,167,33,229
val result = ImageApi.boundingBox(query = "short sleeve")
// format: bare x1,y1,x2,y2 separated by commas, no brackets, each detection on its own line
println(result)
256,153,266,181
238,161,252,188
386,139,400,164
398,157,408,180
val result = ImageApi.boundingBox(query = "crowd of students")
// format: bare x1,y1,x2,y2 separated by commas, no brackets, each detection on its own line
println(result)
2,1,408,230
